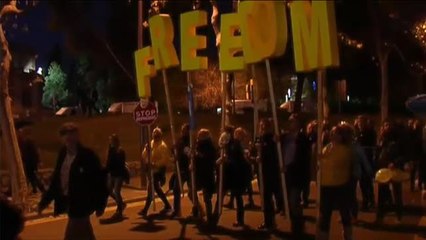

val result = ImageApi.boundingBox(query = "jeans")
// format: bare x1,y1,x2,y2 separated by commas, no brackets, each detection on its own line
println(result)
359,174,375,208
173,173,189,215
109,176,124,213
231,190,245,224
142,172,171,213
349,179,358,219
319,185,352,232
377,182,403,220
26,168,45,193
64,217,95,240
288,184,304,235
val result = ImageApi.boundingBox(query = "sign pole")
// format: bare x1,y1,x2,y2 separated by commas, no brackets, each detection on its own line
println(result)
251,64,265,211
217,71,227,218
187,72,199,217
147,124,156,212
316,69,325,217
161,69,184,198
265,59,290,220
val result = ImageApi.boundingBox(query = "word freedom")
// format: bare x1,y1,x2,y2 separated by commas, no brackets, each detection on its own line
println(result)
134,1,339,98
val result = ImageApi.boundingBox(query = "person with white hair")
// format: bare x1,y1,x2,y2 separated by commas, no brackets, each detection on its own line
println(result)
139,127,172,218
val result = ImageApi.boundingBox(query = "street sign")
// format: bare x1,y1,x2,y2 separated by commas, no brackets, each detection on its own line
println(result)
133,101,158,126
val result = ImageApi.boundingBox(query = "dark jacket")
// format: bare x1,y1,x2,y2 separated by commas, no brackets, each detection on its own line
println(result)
39,145,108,218
106,146,127,178
225,139,251,193
376,137,405,169
356,128,377,168
258,133,280,184
19,138,39,173
176,136,190,177
195,139,217,193
282,131,311,188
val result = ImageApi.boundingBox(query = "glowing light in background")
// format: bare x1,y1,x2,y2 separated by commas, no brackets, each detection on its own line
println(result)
413,18,426,50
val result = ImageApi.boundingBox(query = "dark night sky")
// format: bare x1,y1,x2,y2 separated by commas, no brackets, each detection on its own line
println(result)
6,1,111,72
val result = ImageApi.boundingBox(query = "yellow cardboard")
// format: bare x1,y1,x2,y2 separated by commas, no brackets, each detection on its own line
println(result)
134,46,156,98
219,13,244,72
180,10,208,71
149,14,180,70
239,1,288,63
290,1,340,72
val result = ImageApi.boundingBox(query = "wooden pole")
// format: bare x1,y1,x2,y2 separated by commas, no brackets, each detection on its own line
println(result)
316,69,325,216
218,72,227,217
251,64,264,211
0,18,27,206
147,125,156,212
265,59,290,220
187,72,198,214
137,0,148,190
161,69,184,197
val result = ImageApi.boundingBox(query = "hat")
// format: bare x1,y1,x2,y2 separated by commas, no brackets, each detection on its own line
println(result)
59,122,79,136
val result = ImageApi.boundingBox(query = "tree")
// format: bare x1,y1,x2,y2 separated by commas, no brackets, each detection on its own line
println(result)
42,62,68,109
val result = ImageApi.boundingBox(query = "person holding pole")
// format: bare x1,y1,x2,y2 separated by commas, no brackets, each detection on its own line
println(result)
282,114,310,237
139,127,172,218
194,129,217,225
257,118,283,231
171,124,191,219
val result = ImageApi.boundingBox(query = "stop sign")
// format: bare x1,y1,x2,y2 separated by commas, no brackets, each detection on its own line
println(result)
133,101,158,126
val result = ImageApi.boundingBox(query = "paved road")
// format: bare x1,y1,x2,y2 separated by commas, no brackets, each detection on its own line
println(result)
21,183,426,240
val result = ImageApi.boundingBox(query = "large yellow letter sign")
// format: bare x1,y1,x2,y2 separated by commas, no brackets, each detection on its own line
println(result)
239,1,288,64
134,47,156,98
219,13,244,72
180,10,208,71
290,1,340,72
149,14,180,70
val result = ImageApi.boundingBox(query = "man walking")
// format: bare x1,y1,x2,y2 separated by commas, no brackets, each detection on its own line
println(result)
38,123,108,240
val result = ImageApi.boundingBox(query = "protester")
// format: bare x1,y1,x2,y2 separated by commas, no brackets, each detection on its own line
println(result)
257,118,283,230
38,123,108,240
407,119,423,192
106,134,128,218
375,120,405,223
17,125,45,194
227,127,251,227
139,127,172,218
342,123,372,221
354,115,376,210
213,125,235,224
0,196,24,240
194,129,217,225
305,120,318,208
282,114,310,237
317,125,354,240
171,124,191,219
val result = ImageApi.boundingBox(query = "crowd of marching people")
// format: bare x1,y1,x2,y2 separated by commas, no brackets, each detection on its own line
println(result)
2,114,426,240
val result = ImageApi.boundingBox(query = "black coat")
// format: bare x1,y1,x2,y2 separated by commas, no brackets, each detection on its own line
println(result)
106,147,127,178
258,134,281,185
19,138,39,173
282,131,311,188
225,139,251,193
39,145,108,218
176,136,190,177
195,139,217,193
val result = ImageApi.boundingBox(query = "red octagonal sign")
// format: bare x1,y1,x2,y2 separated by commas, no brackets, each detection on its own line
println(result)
133,101,158,126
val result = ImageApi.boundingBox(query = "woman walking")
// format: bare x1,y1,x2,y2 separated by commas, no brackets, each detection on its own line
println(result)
106,134,128,218
194,129,217,225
